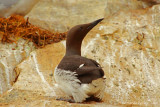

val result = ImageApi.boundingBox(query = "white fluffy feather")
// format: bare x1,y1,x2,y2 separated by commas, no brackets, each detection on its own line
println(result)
54,67,106,103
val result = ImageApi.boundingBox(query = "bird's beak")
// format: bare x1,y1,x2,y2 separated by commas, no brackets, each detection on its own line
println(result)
87,18,104,30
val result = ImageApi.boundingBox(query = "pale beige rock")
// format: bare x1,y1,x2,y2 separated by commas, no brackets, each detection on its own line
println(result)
26,0,107,32
13,42,65,96
105,0,150,17
0,39,35,95
82,4,160,106
0,42,113,106
0,0,40,17
1,0,160,106
141,0,160,3
25,0,158,33
0,90,113,107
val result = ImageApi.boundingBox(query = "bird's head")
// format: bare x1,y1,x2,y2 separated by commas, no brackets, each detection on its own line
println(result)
66,18,104,56
67,18,104,41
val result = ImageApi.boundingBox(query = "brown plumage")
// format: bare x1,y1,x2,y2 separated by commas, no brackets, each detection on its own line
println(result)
54,18,106,103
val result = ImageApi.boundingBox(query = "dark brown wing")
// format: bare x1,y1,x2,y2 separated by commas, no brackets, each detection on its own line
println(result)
89,59,104,77
57,55,104,83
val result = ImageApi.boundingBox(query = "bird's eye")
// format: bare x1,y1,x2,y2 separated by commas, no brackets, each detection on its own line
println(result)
80,27,83,30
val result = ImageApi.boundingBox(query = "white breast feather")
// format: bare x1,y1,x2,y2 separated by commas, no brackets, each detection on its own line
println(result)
54,67,106,103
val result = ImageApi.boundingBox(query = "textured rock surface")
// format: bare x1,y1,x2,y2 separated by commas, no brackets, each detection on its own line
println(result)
26,0,107,32
0,42,112,106
1,0,160,106
105,0,149,17
141,0,160,3
0,0,40,17
13,42,65,96
0,38,35,95
26,0,156,32
82,4,160,106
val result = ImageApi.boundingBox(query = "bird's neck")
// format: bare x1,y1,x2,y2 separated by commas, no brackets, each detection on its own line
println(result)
65,40,82,56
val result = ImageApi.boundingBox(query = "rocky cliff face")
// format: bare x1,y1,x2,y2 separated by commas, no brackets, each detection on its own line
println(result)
0,0,40,17
82,5,160,105
0,38,35,95
1,0,160,106
26,0,107,32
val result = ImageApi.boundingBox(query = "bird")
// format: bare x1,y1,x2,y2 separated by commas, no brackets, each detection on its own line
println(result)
54,18,106,103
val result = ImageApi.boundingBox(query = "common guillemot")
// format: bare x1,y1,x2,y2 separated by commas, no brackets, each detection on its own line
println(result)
54,18,106,103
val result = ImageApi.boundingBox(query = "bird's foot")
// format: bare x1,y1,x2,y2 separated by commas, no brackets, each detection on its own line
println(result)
85,96,102,102
56,98,75,103
67,99,75,103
